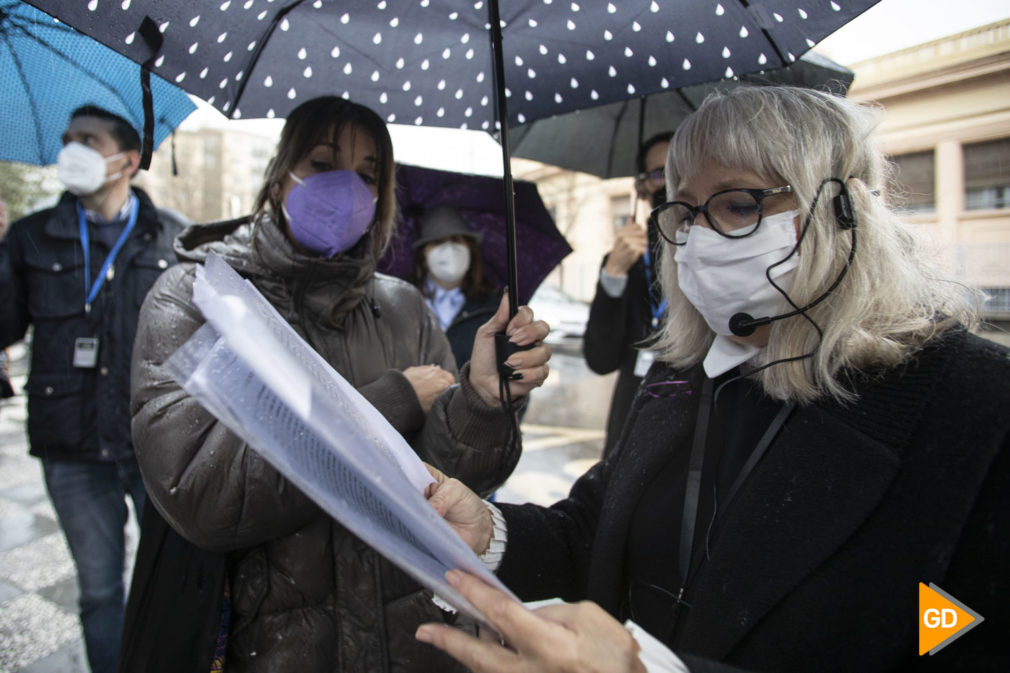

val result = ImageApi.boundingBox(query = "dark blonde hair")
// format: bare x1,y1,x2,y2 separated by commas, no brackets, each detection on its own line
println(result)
254,96,397,261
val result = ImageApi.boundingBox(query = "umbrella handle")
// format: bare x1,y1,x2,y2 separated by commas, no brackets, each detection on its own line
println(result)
487,0,521,318
494,333,535,380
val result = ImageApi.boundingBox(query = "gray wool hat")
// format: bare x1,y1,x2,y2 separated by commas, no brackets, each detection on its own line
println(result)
412,206,483,248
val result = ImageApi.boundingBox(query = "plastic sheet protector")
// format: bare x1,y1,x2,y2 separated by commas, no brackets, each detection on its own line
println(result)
164,252,517,623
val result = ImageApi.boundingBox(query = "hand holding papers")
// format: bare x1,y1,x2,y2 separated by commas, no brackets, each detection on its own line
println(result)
165,252,518,623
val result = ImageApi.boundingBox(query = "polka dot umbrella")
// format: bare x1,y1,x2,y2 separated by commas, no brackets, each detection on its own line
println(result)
22,0,880,308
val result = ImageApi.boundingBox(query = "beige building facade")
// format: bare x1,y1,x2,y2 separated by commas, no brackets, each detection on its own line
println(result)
848,19,1010,317
135,127,276,225
514,20,1010,318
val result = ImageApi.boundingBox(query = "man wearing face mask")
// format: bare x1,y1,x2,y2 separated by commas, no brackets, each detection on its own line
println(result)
583,132,672,459
0,105,187,673
410,205,500,369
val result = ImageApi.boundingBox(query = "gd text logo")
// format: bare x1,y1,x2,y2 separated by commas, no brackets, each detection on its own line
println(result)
918,582,984,656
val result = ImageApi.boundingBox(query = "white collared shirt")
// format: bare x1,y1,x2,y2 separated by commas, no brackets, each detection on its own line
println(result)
424,277,465,330
702,335,763,378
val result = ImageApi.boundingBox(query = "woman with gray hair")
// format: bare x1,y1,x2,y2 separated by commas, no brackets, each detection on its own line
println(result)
416,86,1008,673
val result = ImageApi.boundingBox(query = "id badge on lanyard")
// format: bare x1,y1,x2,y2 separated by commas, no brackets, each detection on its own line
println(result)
636,248,665,379
634,349,655,377
78,198,139,314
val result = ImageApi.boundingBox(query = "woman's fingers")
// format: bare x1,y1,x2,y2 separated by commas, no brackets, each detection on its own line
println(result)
416,622,518,673
445,571,554,652
417,571,541,673
418,572,646,673
506,308,550,347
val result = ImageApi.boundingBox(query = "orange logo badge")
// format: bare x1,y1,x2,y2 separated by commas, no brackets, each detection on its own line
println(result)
918,582,984,656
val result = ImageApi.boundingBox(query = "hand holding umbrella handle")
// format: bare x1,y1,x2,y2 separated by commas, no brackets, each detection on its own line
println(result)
494,332,535,380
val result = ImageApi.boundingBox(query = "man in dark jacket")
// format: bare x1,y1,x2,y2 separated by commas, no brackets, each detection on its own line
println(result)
583,132,671,458
0,105,186,673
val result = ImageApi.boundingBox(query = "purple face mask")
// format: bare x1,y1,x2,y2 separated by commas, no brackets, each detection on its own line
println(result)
282,169,377,257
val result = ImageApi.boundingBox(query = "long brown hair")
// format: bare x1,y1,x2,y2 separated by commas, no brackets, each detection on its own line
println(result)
253,96,397,261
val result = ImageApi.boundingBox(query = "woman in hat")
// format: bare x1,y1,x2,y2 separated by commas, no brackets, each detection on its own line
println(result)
410,205,500,368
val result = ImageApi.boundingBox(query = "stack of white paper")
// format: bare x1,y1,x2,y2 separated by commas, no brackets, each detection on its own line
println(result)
165,252,517,623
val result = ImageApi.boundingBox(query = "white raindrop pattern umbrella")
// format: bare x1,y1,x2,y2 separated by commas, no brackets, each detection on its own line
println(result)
24,0,879,131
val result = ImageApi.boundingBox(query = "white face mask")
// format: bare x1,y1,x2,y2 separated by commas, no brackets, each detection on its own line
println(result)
675,209,800,374
57,142,125,196
426,241,471,285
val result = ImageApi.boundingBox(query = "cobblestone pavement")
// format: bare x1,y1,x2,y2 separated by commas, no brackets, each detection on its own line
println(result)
0,342,612,673
0,342,113,673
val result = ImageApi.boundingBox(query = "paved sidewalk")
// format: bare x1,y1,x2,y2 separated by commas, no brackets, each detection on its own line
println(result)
0,343,91,673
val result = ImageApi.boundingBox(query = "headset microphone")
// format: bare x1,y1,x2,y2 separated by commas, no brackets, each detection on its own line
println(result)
729,302,823,337
728,258,853,336
729,312,770,337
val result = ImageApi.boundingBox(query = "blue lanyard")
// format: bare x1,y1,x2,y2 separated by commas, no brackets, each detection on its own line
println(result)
643,247,667,328
78,197,139,313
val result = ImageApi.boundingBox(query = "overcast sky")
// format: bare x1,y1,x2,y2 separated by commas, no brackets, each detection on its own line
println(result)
179,0,1010,175
816,0,1008,63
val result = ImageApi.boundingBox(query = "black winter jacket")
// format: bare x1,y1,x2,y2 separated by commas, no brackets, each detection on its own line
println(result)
128,215,520,673
501,329,1010,672
0,189,185,461
444,291,500,368
582,255,656,456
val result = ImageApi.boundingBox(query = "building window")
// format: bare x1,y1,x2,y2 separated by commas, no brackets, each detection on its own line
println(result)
888,150,935,214
964,138,1010,210
982,287,1010,317
611,195,630,229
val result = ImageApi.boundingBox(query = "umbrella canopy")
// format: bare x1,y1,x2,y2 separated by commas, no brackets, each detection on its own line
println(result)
379,163,571,307
23,0,878,310
0,0,195,166
22,0,877,132
508,50,855,179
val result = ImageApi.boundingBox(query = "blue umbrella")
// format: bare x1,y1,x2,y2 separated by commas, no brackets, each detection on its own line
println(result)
0,0,195,166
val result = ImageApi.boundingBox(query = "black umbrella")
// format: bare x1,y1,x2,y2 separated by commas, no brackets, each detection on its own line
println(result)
24,0,880,312
508,50,854,179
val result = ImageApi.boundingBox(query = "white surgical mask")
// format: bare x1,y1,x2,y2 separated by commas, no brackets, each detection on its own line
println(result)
57,142,124,196
675,209,800,377
426,241,471,286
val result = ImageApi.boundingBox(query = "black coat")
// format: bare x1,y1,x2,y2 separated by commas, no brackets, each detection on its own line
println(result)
0,189,185,461
444,292,500,368
582,255,655,455
499,329,1010,672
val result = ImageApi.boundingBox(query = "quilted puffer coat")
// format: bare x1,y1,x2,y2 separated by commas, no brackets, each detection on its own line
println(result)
130,214,520,672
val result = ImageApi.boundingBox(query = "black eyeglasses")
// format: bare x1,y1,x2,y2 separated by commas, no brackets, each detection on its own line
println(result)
650,185,793,245
635,167,665,195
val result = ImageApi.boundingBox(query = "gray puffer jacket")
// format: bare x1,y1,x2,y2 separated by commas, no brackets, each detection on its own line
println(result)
130,215,519,672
